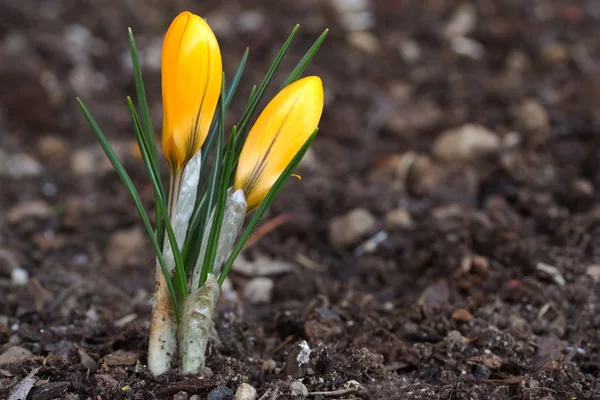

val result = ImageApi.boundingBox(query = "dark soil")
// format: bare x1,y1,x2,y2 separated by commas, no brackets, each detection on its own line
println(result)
2,0,600,399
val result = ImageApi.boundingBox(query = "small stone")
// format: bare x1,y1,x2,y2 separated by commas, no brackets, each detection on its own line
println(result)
398,39,421,64
450,36,484,59
586,265,600,282
331,0,375,31
384,209,413,229
348,31,380,55
262,359,276,372
173,392,189,400
190,396,201,400
516,99,549,132
542,42,569,64
385,100,443,136
0,346,34,366
68,63,107,95
472,255,489,276
7,200,52,223
452,308,473,322
243,277,274,304
234,383,257,400
536,262,566,286
473,363,491,380
70,149,96,175
237,11,265,33
433,124,500,163
11,267,29,286
419,281,450,310
572,179,594,197
99,350,139,366
106,228,145,267
0,150,43,179
37,135,67,163
233,255,294,277
328,208,376,248
208,386,233,400
444,3,477,39
289,381,308,399
78,348,97,370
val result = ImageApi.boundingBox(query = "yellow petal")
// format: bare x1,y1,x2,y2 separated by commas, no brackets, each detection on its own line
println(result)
234,76,324,212
161,11,222,171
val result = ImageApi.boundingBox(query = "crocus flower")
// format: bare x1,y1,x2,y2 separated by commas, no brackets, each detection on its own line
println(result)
234,76,324,212
161,11,222,171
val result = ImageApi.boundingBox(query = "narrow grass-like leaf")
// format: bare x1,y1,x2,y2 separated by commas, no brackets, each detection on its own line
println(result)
128,28,158,165
202,125,237,287
127,98,187,302
197,76,229,287
234,25,299,153
128,28,165,248
184,49,250,269
219,129,318,286
77,98,180,323
280,29,328,89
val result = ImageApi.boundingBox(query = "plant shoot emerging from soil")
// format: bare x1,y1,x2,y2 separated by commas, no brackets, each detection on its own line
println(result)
76,10,326,376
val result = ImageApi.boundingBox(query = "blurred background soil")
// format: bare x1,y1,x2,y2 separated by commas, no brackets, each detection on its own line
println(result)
1,0,600,399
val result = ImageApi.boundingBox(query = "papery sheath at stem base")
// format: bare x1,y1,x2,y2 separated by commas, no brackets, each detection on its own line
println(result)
180,273,220,374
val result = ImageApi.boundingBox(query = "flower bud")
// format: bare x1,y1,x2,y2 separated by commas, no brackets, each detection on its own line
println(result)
161,11,222,170
235,76,324,212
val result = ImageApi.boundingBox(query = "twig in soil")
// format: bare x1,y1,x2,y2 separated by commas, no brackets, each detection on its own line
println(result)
295,253,326,272
258,387,279,400
271,334,294,353
309,380,361,397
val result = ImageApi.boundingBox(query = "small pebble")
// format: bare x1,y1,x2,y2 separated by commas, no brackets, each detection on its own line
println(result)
208,386,233,400
444,3,477,39
289,381,308,399
586,265,600,282
173,392,188,400
347,31,380,55
37,135,67,163
328,208,376,248
384,209,413,229
473,363,491,380
262,359,277,372
452,308,473,322
433,124,500,163
234,383,257,400
11,267,29,286
243,277,274,304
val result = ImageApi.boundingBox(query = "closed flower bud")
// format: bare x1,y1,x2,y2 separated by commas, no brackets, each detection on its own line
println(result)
234,76,324,212
161,11,222,171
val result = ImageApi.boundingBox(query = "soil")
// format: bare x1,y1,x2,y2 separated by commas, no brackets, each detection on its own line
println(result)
1,0,600,399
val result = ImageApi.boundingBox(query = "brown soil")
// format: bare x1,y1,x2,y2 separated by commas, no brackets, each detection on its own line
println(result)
2,0,600,399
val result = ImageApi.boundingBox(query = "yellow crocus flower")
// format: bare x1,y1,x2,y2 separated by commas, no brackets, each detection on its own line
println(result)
235,76,324,212
161,11,222,171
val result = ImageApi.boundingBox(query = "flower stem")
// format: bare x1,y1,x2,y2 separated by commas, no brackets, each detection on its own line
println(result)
148,167,183,376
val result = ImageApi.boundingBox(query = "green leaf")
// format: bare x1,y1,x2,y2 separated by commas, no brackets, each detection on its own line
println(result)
77,97,180,323
280,29,328,89
218,129,318,286
127,98,188,302
183,49,250,270
197,75,229,288
234,25,300,153
198,48,249,180
128,28,165,247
